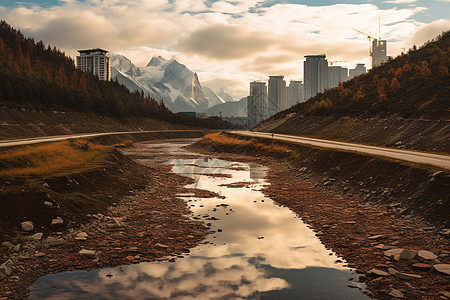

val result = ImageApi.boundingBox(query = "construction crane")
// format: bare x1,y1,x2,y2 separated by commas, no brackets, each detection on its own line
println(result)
353,28,374,58
329,60,346,66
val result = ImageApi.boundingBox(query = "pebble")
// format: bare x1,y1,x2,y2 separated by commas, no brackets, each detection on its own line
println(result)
51,217,64,226
21,221,34,232
388,289,404,298
433,264,450,276
400,249,417,261
368,268,389,276
417,250,438,261
79,249,96,258
28,233,43,241
368,235,385,240
0,259,13,278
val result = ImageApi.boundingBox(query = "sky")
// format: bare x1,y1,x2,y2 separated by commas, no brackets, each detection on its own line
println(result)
0,0,449,100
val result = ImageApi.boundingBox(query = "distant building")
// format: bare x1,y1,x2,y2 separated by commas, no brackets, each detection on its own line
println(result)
304,54,328,100
287,80,305,107
372,39,388,67
247,81,268,128
349,63,367,79
268,75,287,116
327,66,348,89
76,48,111,81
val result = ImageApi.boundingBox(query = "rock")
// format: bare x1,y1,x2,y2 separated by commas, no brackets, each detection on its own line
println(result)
0,259,13,278
155,243,170,248
417,250,438,261
400,249,418,261
42,182,50,188
1,242,13,251
431,171,443,177
47,237,65,246
112,217,123,227
384,248,404,260
43,201,53,207
368,235,385,240
392,270,422,280
388,289,404,298
79,249,96,258
404,282,415,291
368,268,390,276
51,217,63,226
74,232,88,241
13,244,20,252
412,263,432,269
433,264,450,275
28,233,43,241
34,252,46,257
21,221,34,231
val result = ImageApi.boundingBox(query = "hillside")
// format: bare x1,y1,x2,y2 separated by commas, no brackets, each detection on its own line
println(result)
256,31,450,152
0,20,227,130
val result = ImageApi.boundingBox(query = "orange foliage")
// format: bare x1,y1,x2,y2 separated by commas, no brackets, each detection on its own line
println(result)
421,61,432,77
402,61,411,73
390,77,401,92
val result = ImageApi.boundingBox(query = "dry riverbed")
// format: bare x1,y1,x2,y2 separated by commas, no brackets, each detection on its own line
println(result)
0,139,449,299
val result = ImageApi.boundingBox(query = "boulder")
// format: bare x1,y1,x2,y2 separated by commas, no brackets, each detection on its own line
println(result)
417,250,437,261
21,221,34,231
433,264,450,276
28,233,43,241
384,248,403,260
0,259,13,278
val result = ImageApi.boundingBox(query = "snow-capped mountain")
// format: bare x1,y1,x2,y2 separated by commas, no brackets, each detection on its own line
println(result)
111,54,232,113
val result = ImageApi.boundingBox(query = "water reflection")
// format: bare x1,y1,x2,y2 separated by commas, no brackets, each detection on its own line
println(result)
29,150,367,299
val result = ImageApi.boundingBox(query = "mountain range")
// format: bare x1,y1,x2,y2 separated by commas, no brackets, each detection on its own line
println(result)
111,55,235,113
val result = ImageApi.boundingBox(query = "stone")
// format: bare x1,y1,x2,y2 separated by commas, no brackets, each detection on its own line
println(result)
368,235,385,240
13,244,20,252
388,289,404,298
394,271,422,280
74,232,88,241
155,243,170,248
79,249,96,258
21,221,34,231
28,233,43,241
400,249,418,261
433,264,450,275
51,217,63,226
0,259,13,277
43,201,53,207
43,183,50,188
47,237,65,246
384,248,404,260
412,263,432,269
404,282,415,291
34,252,46,257
1,242,13,251
417,250,438,261
368,268,389,276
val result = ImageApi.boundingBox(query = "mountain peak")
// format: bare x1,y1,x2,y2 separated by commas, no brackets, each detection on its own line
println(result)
146,56,168,67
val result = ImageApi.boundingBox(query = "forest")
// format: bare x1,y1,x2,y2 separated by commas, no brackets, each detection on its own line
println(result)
0,20,228,129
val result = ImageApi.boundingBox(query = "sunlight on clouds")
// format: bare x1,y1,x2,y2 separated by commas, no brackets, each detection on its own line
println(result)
383,0,417,4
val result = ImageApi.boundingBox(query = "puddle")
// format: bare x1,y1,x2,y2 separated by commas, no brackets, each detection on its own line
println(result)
28,142,367,299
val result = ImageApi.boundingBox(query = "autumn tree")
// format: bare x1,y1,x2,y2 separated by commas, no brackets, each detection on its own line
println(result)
439,62,449,77
390,77,401,92
421,61,432,77
402,61,411,73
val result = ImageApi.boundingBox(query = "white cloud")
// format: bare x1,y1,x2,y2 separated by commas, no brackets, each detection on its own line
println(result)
383,0,417,4
0,1,440,99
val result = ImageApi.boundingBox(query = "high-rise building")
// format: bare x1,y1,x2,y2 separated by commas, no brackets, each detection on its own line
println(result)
304,54,328,100
372,39,388,67
349,63,367,79
268,75,287,116
327,66,349,89
247,81,268,128
287,80,304,107
76,48,111,81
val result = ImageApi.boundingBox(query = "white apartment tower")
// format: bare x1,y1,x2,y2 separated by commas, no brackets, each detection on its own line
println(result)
327,66,349,89
349,63,367,79
268,75,287,117
247,81,268,128
372,39,388,67
287,80,305,107
76,48,111,81
304,55,328,100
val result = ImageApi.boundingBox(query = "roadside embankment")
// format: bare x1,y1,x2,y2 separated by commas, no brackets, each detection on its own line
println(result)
190,132,450,299
254,114,450,154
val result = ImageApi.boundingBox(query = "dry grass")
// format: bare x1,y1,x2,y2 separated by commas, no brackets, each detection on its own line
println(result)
0,139,110,176
200,132,292,156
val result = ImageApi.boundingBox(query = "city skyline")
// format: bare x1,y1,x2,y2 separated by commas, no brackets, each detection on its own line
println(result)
0,0,448,99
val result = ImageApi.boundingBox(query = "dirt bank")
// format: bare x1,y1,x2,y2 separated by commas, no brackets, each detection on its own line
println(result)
0,139,211,299
255,114,450,154
189,140,450,299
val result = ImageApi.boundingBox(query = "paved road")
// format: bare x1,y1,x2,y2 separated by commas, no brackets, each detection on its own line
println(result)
0,130,204,148
230,131,450,170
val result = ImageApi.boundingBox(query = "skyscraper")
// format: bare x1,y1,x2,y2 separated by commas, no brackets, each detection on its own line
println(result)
268,75,287,116
372,39,388,67
327,66,349,89
76,48,111,81
247,81,268,128
287,80,304,107
304,54,328,100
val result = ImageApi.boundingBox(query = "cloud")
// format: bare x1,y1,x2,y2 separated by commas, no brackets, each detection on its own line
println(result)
175,24,274,60
406,19,450,47
383,0,417,4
